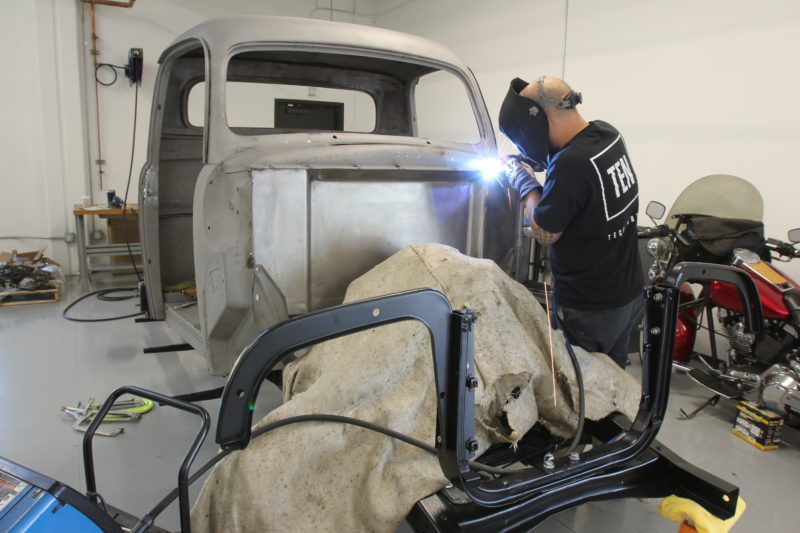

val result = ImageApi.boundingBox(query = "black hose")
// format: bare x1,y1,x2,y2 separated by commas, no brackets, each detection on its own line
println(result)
549,308,586,458
121,82,141,282
560,337,585,457
94,63,121,86
62,287,143,322
143,414,522,521
95,288,137,302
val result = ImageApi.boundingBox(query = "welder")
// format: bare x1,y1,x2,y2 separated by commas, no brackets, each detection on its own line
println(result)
499,75,644,368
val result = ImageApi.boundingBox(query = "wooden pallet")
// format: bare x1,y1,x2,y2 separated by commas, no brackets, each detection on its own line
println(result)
0,287,61,307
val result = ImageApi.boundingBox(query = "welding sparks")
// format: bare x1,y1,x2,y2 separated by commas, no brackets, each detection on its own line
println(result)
468,157,505,184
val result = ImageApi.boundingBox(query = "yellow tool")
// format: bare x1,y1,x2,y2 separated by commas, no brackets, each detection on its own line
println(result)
61,397,154,437
659,495,746,533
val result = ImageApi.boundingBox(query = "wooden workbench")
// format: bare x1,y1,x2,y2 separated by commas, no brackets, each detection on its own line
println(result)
73,204,141,283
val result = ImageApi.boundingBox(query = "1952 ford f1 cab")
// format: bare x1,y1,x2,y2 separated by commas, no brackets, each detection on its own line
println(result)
138,16,519,375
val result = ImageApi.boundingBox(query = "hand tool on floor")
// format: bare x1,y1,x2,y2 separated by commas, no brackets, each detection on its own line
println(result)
61,397,154,437
677,394,720,420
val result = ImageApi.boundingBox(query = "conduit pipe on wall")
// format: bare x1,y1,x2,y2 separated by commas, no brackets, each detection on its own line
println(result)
79,0,136,192
79,0,136,8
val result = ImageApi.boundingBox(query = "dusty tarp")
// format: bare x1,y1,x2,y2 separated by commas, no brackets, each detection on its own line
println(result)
191,243,641,532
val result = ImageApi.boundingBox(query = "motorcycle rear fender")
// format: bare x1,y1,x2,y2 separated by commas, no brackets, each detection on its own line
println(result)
674,283,699,363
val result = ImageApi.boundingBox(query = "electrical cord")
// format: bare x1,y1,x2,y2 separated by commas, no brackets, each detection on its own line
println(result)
121,81,141,282
94,53,141,280
95,288,137,302
62,287,143,322
560,337,585,457
549,308,586,458
94,63,127,87
86,490,109,514
678,307,739,341
141,413,530,523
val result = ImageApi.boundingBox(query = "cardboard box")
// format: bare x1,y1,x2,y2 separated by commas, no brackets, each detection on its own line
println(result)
107,214,140,272
0,250,42,264
732,400,783,450
0,251,59,266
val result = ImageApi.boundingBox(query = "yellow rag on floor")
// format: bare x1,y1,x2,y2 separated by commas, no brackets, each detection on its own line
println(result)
658,495,746,533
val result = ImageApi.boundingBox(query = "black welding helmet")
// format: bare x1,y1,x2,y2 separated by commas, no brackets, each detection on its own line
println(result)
498,77,582,169
499,78,549,168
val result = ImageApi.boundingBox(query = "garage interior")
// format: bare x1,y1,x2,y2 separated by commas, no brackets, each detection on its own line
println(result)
1,1,799,532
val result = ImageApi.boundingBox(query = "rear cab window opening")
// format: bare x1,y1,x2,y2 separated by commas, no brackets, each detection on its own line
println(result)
188,48,484,145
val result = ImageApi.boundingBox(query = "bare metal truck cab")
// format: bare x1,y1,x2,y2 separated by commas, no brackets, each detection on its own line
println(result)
139,16,519,375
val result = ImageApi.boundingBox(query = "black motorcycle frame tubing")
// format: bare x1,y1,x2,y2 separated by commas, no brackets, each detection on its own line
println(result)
215,263,761,511
82,386,211,533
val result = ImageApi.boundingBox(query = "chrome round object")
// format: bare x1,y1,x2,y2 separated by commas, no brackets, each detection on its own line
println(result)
733,248,761,265
646,238,660,257
759,363,800,414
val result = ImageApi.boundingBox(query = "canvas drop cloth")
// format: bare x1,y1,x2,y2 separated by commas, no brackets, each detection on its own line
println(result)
191,243,641,532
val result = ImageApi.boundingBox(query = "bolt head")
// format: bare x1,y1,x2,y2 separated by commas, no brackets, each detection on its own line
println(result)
568,451,580,462
542,452,556,469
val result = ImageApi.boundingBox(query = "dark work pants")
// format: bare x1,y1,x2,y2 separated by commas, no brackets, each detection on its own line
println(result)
556,295,644,368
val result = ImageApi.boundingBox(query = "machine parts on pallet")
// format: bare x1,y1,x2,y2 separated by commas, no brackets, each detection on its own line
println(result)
0,250,63,307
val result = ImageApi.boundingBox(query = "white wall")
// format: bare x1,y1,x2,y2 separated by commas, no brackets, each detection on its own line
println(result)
0,0,87,271
565,0,800,274
376,0,800,278
0,0,376,274
377,0,568,154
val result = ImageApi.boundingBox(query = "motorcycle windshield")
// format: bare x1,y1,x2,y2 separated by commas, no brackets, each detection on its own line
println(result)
666,174,763,226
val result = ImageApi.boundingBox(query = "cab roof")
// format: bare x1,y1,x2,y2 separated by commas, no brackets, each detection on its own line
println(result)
162,15,470,72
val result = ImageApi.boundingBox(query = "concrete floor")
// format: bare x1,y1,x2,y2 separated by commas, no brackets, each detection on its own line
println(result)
1,275,797,532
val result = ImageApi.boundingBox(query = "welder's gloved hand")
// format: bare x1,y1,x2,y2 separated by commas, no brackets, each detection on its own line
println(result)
503,155,543,200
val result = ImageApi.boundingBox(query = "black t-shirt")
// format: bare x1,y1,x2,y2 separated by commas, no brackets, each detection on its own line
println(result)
533,120,643,310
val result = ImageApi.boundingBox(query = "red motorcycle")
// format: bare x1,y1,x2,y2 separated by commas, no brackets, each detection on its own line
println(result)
639,174,800,420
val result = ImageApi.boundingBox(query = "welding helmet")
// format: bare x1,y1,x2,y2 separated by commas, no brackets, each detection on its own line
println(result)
498,77,582,169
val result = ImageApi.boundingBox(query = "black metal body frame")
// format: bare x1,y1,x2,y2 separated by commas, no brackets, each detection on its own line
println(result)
215,262,761,528
216,288,476,485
